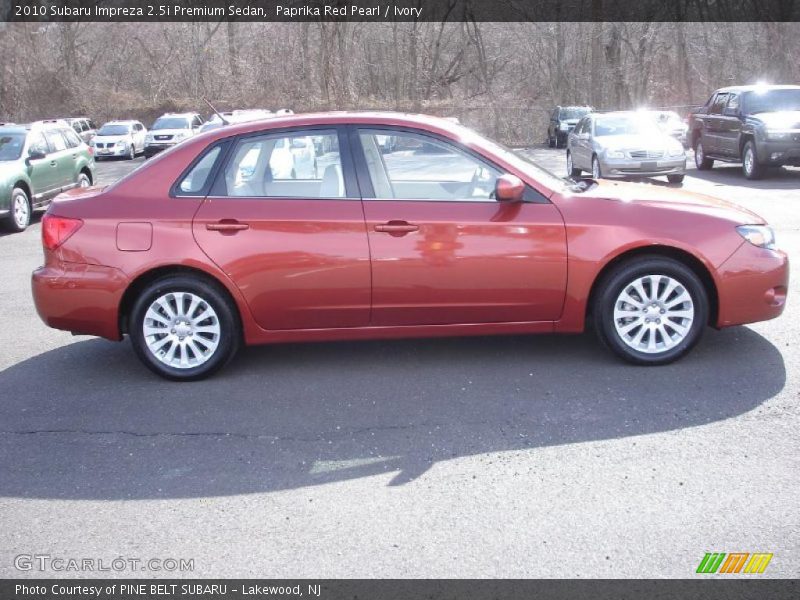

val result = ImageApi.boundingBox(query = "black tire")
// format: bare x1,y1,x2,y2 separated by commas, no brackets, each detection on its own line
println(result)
592,256,708,365
129,275,241,381
591,155,602,179
667,174,685,184
5,186,31,232
556,134,565,149
694,139,714,170
566,151,582,178
548,133,556,148
742,140,766,180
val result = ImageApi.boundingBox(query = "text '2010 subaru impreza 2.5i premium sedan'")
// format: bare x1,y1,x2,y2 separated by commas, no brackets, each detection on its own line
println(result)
32,112,789,380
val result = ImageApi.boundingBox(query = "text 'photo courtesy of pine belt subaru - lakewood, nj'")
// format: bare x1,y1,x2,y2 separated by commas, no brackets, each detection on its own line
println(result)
31,112,789,380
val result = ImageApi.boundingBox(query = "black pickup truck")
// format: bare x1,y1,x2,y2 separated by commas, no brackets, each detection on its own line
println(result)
688,85,800,179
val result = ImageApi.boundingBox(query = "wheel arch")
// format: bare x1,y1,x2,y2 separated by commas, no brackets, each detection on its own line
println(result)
12,179,32,200
118,264,243,337
79,166,93,185
586,245,719,327
739,133,754,156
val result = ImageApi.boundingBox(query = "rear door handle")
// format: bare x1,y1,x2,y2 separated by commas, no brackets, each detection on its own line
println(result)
50,160,57,167
374,221,419,235
206,220,249,234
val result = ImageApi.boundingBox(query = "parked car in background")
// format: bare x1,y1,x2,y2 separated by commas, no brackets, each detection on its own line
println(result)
689,84,800,179
144,112,204,158
0,120,94,232
63,117,98,144
567,111,686,183
31,113,787,379
199,109,273,133
648,110,689,147
269,135,317,178
91,120,147,160
548,105,592,148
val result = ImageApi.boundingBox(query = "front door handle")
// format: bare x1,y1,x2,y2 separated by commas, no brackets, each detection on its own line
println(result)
374,221,419,236
50,160,57,167
206,219,249,234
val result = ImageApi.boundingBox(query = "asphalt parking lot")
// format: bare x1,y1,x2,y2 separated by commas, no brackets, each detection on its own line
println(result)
0,148,798,578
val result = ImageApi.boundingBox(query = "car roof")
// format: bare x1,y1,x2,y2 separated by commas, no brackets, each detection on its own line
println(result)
103,120,139,125
159,112,199,118
715,84,800,93
195,111,472,140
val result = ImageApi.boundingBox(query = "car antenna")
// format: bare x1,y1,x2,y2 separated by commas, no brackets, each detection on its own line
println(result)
203,98,229,125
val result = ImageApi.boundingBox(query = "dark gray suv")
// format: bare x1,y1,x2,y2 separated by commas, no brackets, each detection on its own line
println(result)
547,105,592,148
689,85,800,179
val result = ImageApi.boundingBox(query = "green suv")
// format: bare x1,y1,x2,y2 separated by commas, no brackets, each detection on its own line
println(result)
0,121,95,232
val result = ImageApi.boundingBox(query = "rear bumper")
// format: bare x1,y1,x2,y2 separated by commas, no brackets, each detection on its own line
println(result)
32,261,128,340
716,242,789,328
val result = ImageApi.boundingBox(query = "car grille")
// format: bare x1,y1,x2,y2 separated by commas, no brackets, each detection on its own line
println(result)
95,142,107,148
154,135,173,141
629,150,664,159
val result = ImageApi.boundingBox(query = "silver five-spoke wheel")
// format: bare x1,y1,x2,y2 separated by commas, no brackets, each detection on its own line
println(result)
13,193,30,229
613,274,694,354
143,292,221,369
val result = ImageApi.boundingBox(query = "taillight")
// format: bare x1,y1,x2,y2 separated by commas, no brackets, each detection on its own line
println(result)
42,214,83,251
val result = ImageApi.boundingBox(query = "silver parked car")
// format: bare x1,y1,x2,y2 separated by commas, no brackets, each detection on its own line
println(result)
566,111,687,183
91,120,147,160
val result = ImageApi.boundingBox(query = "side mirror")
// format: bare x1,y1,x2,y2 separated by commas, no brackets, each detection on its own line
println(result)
28,149,47,161
495,174,524,203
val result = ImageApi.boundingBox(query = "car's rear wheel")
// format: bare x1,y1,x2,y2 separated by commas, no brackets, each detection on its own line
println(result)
129,275,241,380
6,187,31,232
593,257,708,365
548,134,555,148
667,174,685,184
77,172,91,188
694,140,714,170
566,151,582,178
742,140,766,180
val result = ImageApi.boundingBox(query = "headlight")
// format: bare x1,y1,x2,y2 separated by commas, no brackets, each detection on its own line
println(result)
145,134,154,142
766,129,790,141
736,225,776,250
667,143,685,157
606,150,625,159
116,140,126,147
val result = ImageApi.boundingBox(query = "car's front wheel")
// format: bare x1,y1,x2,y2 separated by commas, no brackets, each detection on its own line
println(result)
591,155,602,179
6,187,31,232
742,140,766,180
593,257,708,365
667,174,685,184
566,151,581,178
129,275,241,380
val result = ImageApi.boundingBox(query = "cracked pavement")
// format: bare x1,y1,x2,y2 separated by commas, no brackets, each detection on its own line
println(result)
0,151,798,577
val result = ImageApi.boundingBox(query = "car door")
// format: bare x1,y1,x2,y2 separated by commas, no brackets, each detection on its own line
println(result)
191,127,371,331
353,126,567,326
25,131,59,204
718,93,742,157
704,92,728,154
42,129,75,191
571,118,588,169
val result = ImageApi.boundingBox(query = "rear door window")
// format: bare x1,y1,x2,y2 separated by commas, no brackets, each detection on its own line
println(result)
44,130,67,152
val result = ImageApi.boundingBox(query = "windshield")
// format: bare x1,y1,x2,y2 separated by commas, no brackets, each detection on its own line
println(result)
744,89,800,114
595,114,663,137
560,107,590,120
0,133,25,161
152,117,191,130
97,124,130,136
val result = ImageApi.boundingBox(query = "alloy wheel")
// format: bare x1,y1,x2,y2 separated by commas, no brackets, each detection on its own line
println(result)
744,146,754,175
13,193,29,228
143,292,221,369
612,274,695,354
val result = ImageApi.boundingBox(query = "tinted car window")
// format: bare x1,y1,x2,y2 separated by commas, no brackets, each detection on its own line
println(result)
61,128,82,148
0,133,26,160
178,146,222,194
44,130,67,152
28,132,48,156
743,88,800,113
709,93,729,115
222,130,343,198
358,129,500,201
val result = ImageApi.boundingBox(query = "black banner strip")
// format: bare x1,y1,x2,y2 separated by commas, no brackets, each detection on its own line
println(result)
3,0,800,23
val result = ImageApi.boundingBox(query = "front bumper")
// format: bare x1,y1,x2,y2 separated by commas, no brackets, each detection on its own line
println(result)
759,139,800,166
32,261,128,340
600,155,686,177
94,144,129,157
716,241,789,328
144,143,176,157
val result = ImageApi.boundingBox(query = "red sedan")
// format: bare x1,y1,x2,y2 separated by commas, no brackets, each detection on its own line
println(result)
32,112,789,380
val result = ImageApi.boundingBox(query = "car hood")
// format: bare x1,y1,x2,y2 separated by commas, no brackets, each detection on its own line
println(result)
751,111,800,129
582,178,765,225
595,134,675,151
93,134,130,144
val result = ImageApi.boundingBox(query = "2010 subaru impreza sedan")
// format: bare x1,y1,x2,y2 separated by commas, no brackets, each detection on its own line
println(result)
32,112,789,380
